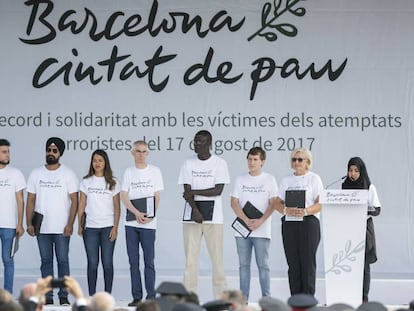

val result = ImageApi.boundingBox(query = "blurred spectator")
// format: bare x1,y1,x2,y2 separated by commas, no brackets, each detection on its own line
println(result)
287,293,318,311
259,296,289,311
356,301,386,311
90,292,115,311
221,290,246,310
136,300,161,311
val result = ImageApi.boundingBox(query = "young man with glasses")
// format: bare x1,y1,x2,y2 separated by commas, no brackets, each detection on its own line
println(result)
26,137,78,306
0,139,26,294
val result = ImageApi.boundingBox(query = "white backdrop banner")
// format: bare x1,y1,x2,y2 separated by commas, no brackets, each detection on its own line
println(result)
1,0,413,285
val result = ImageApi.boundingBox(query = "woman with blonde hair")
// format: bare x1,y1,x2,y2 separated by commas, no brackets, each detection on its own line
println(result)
273,148,323,295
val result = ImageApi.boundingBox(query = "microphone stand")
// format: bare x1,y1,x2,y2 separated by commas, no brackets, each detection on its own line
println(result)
325,176,347,189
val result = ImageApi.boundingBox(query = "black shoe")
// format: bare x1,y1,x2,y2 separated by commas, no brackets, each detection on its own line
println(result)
45,298,54,305
128,299,141,307
59,297,70,306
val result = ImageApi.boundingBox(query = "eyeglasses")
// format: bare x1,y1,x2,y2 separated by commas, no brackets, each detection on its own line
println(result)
47,148,59,154
291,157,305,163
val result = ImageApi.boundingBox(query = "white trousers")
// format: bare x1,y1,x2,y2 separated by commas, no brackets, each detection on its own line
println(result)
183,223,227,299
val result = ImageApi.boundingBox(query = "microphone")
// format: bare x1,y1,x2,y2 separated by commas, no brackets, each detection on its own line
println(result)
325,175,347,189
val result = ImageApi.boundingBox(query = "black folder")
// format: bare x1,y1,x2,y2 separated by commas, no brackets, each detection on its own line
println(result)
231,201,263,238
194,200,214,221
126,197,155,221
183,200,215,221
242,201,263,219
32,211,43,236
285,190,306,208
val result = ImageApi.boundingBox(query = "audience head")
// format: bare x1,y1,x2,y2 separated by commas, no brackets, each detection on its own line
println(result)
171,303,204,311
136,300,161,311
0,289,13,305
90,291,116,311
201,299,232,311
18,283,37,305
221,290,246,310
259,296,289,311
356,301,387,311
156,281,189,300
0,302,23,311
326,303,354,311
287,293,318,311
184,292,200,305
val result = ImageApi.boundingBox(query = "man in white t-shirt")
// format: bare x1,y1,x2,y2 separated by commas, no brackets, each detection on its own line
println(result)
230,147,278,301
121,141,164,307
0,139,26,294
26,137,78,306
178,130,230,299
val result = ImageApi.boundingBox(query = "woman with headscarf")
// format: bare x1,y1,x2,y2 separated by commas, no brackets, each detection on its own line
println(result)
342,157,381,303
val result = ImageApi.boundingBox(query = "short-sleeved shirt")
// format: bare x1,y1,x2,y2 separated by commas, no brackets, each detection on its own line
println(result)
231,172,278,238
178,154,230,224
121,164,164,230
80,176,120,228
367,184,381,218
0,166,26,228
27,164,79,234
278,171,324,218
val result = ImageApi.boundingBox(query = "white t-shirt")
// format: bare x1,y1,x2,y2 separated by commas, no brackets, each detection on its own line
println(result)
278,171,324,218
80,176,120,228
231,172,278,238
0,166,26,228
178,154,230,224
27,164,79,234
121,164,164,230
367,184,381,218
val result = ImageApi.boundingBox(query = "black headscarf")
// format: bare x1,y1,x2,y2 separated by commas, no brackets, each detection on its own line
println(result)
342,157,371,190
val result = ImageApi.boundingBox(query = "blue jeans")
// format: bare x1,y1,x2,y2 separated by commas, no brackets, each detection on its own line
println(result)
0,228,16,293
235,237,270,300
83,226,116,295
125,226,156,300
37,234,70,299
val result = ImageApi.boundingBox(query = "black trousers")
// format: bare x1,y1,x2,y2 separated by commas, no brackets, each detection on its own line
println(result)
282,215,321,295
363,254,370,301
363,217,377,301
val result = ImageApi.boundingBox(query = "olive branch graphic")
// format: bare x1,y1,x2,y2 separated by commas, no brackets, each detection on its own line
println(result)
325,240,365,275
248,0,307,42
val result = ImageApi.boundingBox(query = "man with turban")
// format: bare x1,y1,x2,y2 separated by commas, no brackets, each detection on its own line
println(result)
26,137,78,306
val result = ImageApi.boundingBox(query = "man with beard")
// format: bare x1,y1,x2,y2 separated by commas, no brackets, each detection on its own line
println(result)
0,139,26,294
178,130,230,299
26,137,78,306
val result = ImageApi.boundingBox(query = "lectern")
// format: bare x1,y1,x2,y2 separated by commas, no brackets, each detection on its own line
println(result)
320,189,368,307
